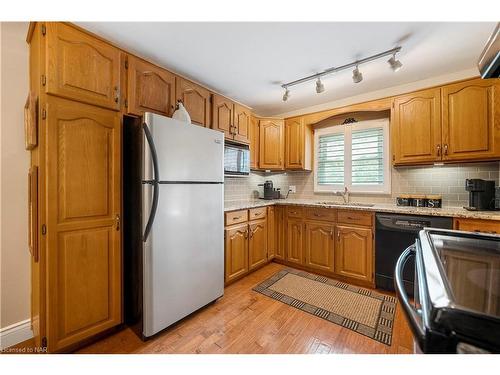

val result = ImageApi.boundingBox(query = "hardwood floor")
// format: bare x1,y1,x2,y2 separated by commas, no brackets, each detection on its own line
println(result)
76,263,414,354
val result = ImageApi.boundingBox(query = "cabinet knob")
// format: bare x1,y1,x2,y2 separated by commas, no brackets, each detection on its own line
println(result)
115,214,120,231
444,144,448,156
114,87,120,103
437,144,441,156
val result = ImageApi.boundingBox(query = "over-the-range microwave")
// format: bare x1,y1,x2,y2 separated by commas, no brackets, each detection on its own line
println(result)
224,142,250,177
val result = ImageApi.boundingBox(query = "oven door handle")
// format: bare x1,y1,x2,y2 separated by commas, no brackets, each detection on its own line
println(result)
395,244,426,346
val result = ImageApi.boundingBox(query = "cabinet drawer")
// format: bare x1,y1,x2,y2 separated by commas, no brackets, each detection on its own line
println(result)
454,218,500,234
337,210,373,226
249,207,267,221
286,206,303,218
225,210,248,225
304,207,336,222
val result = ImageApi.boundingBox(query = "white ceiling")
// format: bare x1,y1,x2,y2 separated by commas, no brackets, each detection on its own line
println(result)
78,22,496,116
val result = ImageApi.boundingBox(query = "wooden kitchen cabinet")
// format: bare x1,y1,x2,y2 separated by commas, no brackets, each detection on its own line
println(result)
248,218,268,270
233,104,251,144
46,23,121,110
304,221,335,272
442,78,500,162
275,206,286,260
175,77,211,127
453,218,500,234
126,55,176,117
45,96,122,351
285,117,312,170
225,223,249,283
249,116,260,169
267,206,276,259
335,225,373,283
212,94,234,139
286,217,304,265
392,88,442,165
212,94,250,144
259,119,285,170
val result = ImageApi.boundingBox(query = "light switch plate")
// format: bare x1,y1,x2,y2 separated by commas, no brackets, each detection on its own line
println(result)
289,185,296,193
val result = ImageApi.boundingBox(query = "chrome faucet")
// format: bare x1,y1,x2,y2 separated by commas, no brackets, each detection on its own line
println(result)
336,186,349,204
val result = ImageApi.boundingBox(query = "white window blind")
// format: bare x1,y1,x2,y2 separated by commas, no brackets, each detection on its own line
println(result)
317,133,344,185
314,118,390,194
351,127,384,185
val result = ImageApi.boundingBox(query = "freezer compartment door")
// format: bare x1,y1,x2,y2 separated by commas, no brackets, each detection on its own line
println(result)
144,113,224,182
142,183,224,337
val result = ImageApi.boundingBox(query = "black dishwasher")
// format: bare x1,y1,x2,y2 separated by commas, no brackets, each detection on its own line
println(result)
375,213,453,294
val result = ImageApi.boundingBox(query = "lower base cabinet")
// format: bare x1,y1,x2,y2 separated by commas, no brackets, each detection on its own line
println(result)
304,221,335,272
224,223,249,283
249,218,268,270
335,225,373,283
224,208,270,284
286,218,303,265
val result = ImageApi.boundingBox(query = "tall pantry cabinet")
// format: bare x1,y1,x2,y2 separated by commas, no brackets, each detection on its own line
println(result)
26,22,122,353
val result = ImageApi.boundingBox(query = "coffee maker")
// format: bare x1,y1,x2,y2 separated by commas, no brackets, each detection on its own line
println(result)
464,179,496,211
258,180,280,200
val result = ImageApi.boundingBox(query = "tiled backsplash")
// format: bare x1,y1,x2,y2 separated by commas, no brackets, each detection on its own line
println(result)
224,162,500,207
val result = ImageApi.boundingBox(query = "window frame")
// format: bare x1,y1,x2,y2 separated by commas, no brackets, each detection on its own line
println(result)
313,118,391,194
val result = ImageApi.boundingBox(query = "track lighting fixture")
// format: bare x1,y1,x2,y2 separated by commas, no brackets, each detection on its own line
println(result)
280,46,403,101
315,77,325,93
282,87,290,102
352,65,363,83
388,54,403,72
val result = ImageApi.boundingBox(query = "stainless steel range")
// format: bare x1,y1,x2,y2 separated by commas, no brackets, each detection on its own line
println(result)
395,228,500,353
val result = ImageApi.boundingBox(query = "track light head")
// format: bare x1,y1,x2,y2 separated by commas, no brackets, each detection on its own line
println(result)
388,54,403,72
315,77,325,93
352,66,363,83
282,87,290,102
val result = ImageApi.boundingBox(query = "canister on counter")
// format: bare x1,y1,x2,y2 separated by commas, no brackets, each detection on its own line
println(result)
411,194,426,207
426,195,442,208
396,194,412,206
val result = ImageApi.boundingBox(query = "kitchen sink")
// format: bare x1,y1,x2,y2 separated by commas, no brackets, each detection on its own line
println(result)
315,201,375,207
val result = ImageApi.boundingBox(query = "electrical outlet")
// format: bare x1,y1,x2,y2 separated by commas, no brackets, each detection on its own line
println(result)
289,185,296,193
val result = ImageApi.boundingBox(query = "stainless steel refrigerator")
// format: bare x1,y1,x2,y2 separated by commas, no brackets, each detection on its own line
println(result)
123,112,224,339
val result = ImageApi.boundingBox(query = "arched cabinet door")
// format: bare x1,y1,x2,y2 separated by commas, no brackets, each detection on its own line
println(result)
45,96,122,352
442,78,500,161
249,219,268,270
335,225,373,283
224,223,249,283
391,88,442,165
46,23,121,110
304,221,334,272
175,77,211,127
259,119,285,170
126,55,176,117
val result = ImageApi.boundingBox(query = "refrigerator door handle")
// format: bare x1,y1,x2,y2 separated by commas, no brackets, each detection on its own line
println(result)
143,123,160,242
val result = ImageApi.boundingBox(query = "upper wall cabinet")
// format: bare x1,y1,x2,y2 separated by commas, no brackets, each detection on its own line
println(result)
175,77,211,127
212,94,250,144
126,55,176,117
249,116,260,169
46,23,121,110
392,88,442,165
259,119,285,170
441,78,500,162
285,117,312,170
233,104,251,144
212,94,234,139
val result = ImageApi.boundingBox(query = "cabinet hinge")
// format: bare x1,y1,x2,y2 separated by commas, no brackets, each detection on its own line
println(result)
41,336,47,348
41,24,46,36
41,224,47,235
124,99,128,108
124,59,128,69
392,102,395,109
41,75,46,86
41,108,47,120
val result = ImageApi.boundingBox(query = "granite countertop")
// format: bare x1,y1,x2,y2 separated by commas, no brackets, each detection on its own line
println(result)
224,198,500,221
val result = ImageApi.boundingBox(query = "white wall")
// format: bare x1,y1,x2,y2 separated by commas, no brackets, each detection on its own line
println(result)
0,22,31,336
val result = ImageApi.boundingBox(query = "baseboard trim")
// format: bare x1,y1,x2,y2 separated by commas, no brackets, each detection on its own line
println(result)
0,319,33,350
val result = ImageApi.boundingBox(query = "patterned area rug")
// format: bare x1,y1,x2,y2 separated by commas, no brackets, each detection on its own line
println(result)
253,268,397,345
